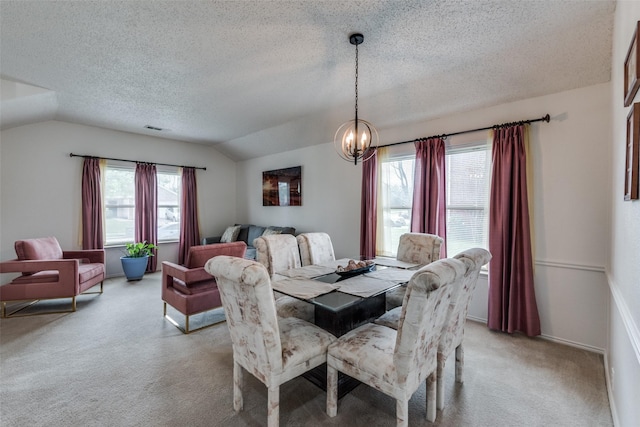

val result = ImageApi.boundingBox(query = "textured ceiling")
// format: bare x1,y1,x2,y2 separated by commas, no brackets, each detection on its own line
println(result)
0,1,615,161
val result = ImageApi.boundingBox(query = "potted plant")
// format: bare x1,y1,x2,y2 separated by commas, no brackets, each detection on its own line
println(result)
120,241,157,281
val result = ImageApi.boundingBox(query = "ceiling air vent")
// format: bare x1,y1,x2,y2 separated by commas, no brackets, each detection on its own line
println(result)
144,125,163,131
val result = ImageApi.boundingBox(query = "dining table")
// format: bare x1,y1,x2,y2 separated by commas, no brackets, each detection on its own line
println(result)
273,257,419,397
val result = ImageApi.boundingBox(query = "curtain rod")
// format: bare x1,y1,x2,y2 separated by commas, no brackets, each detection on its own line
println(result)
69,153,206,171
378,114,550,149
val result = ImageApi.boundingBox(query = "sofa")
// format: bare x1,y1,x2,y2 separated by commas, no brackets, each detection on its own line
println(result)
202,224,295,260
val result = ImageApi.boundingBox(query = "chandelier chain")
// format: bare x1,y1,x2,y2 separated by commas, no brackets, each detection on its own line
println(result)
354,43,359,121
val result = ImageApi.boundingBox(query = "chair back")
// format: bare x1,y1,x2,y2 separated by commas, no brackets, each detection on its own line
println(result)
205,256,283,376
185,241,247,268
439,248,492,355
393,258,466,390
253,234,301,276
15,237,63,260
396,233,443,265
296,232,335,266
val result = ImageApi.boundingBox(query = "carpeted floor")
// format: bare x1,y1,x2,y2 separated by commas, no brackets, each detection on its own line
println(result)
0,273,613,426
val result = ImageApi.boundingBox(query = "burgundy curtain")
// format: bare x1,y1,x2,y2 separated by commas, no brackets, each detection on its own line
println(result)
360,149,378,259
135,163,157,272
81,157,104,249
179,167,200,265
410,137,447,257
487,125,540,336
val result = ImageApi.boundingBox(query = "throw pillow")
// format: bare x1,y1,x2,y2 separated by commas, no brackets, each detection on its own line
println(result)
262,228,282,237
220,225,241,243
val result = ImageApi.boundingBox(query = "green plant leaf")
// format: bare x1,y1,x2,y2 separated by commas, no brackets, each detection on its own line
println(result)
123,241,157,257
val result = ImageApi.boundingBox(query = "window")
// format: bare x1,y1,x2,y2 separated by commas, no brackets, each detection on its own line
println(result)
104,165,181,245
445,145,491,257
378,156,414,257
104,166,135,245
157,171,180,241
377,137,491,257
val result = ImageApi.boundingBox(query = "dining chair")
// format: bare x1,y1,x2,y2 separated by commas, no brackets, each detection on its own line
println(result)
385,232,444,310
326,257,466,426
254,234,302,276
254,234,314,321
296,232,335,266
204,256,336,427
436,247,491,409
375,248,491,411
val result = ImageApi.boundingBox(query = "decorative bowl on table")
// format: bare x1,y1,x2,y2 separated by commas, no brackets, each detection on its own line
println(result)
335,259,375,278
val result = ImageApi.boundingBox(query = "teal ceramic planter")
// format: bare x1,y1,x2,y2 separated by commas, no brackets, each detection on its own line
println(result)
120,256,149,281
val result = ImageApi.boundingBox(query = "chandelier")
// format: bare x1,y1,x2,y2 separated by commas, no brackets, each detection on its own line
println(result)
334,33,378,165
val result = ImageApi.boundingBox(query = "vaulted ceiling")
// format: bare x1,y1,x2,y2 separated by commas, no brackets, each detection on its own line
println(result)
0,1,615,161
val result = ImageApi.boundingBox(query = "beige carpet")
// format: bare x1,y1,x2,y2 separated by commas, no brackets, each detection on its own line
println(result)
0,273,612,426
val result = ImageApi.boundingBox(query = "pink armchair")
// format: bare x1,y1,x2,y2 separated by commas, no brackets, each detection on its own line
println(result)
0,237,105,317
162,241,247,333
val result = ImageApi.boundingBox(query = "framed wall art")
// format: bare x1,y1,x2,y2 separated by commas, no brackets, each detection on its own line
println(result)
262,166,302,206
625,103,639,201
624,21,640,107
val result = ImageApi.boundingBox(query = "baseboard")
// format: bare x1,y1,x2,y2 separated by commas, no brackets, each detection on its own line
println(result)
538,333,604,354
603,353,620,427
466,315,604,354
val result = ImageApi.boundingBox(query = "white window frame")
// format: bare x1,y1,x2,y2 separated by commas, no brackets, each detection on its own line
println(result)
103,164,182,246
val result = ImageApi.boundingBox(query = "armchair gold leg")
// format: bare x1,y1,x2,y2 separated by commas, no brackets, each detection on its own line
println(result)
0,298,76,317
163,305,225,334
81,281,104,295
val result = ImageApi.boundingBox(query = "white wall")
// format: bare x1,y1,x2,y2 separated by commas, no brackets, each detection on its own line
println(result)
236,142,362,260
0,121,237,277
607,2,640,426
238,82,611,353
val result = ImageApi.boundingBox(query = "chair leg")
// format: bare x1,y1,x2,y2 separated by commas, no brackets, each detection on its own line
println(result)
426,372,437,422
233,361,243,412
455,344,464,383
71,296,76,312
326,365,338,417
185,315,190,334
436,357,445,410
396,399,409,427
267,385,279,427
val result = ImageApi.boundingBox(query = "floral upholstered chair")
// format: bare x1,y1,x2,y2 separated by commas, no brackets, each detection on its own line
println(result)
254,234,314,321
326,257,466,426
296,232,335,266
385,232,444,310
254,234,302,277
204,256,336,427
375,248,491,412
435,248,491,410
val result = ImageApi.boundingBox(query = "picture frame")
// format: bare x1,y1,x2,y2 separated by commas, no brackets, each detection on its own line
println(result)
624,21,640,107
625,103,639,201
262,166,302,206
